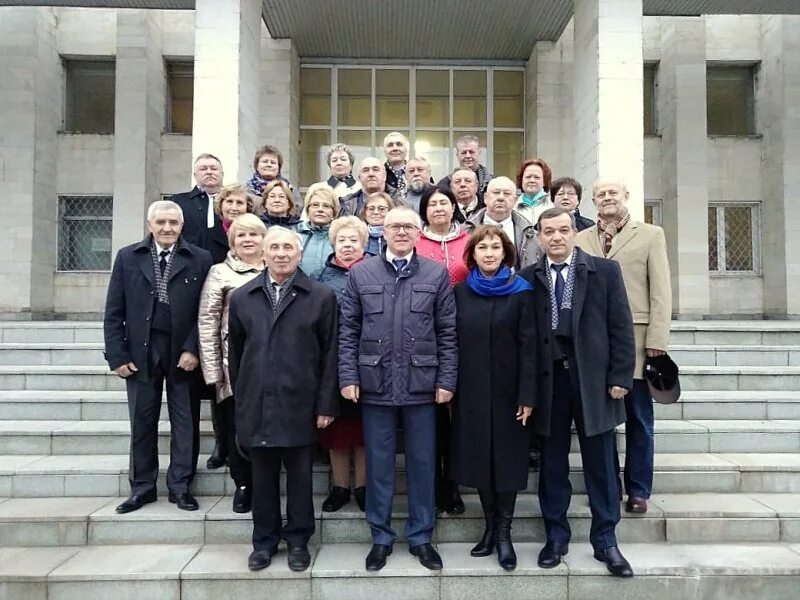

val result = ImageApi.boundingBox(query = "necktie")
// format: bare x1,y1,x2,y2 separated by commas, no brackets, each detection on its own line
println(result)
159,250,170,275
392,258,408,272
552,263,567,309
272,281,281,304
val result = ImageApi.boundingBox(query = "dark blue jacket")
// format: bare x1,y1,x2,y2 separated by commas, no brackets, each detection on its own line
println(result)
338,252,458,405
312,253,350,302
103,235,213,382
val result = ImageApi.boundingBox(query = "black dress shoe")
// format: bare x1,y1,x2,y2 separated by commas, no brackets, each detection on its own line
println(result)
365,544,392,571
625,496,648,514
248,549,274,571
115,491,157,514
446,485,465,515
168,491,199,511
322,486,350,512
409,543,443,570
354,486,366,512
287,545,311,572
594,546,634,578
232,486,251,513
537,541,569,568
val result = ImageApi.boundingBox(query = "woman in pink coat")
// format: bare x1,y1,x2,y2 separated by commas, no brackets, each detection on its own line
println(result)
415,187,469,287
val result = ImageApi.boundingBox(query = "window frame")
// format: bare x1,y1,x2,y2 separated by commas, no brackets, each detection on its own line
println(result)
165,60,194,135
708,201,761,277
63,58,116,134
57,195,114,273
706,63,758,137
643,62,658,136
299,64,525,187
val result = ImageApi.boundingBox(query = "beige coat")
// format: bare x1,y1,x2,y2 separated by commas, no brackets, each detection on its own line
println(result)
576,220,672,379
198,252,265,402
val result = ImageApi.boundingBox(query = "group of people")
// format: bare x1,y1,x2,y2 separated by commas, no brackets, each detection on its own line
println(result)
103,134,671,579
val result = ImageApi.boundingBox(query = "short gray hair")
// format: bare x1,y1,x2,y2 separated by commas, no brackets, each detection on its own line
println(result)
326,144,355,168
193,153,222,167
384,206,422,229
456,134,481,149
147,200,184,222
263,226,303,251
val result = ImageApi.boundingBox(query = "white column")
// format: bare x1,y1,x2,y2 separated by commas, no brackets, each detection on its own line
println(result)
573,0,644,220
192,0,261,184
0,7,59,315
112,10,165,255
760,16,800,317
659,17,710,317
260,27,300,181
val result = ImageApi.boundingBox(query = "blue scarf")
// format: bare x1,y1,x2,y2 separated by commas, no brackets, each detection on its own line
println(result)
466,265,533,297
519,189,548,208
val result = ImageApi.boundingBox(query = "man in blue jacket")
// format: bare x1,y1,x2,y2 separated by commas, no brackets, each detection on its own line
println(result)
339,206,458,572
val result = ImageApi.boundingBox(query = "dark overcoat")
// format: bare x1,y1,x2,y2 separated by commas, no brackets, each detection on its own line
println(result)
172,186,230,264
518,248,635,438
450,283,537,492
103,235,213,382
227,269,339,448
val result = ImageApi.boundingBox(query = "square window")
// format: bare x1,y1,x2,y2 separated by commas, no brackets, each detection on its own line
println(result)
707,65,756,136
166,61,193,134
708,203,760,274
64,60,116,134
58,196,113,271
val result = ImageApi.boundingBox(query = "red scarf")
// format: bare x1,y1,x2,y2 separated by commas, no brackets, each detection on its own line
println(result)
335,254,365,270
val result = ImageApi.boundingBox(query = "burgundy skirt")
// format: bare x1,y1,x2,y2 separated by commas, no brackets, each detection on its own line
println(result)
318,416,364,450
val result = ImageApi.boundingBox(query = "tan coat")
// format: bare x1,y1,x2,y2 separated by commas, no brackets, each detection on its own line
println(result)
576,220,672,379
198,252,265,402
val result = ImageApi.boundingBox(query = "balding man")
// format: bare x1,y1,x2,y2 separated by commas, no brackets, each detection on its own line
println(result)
339,206,458,572
576,178,672,515
404,156,433,212
340,157,389,217
465,176,541,269
383,132,410,201
104,201,213,514
228,226,339,572
451,167,483,218
436,135,494,203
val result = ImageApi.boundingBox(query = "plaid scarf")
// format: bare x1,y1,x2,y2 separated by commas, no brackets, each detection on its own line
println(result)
597,207,630,256
548,257,576,330
150,242,174,305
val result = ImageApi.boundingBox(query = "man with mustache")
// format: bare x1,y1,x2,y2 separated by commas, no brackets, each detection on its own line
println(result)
404,156,434,213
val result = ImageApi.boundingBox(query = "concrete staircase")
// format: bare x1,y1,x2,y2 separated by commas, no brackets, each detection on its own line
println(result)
1,321,799,599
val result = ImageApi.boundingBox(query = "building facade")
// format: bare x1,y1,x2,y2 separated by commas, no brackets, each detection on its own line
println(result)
1,1,799,318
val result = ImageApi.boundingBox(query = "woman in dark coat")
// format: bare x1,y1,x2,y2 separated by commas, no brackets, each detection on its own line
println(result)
451,224,537,571
312,216,370,513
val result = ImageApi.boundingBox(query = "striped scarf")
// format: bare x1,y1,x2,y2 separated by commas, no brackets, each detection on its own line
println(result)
150,242,174,305
548,258,576,330
597,207,630,256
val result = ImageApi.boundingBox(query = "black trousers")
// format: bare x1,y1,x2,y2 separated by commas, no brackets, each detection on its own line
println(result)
250,444,315,552
538,362,620,551
435,402,457,495
220,396,251,489
126,330,200,496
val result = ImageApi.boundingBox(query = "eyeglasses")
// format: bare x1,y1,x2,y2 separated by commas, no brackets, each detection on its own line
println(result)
385,223,419,233
366,206,389,214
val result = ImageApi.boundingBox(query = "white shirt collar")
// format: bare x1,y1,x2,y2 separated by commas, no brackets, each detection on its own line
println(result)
547,251,574,270
484,213,513,227
154,241,175,255
385,248,414,266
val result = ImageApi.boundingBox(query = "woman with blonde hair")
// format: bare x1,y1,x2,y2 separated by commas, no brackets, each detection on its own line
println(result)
312,216,370,512
198,213,268,513
298,183,337,275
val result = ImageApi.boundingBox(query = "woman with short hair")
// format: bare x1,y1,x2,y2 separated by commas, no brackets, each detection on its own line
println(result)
451,224,537,571
359,192,393,255
325,144,361,199
514,157,553,225
297,183,337,275
246,144,303,213
198,213,269,513
260,180,301,231
312,216,370,512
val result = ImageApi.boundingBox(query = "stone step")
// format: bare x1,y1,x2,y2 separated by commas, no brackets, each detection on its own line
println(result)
3,364,800,392
1,390,798,421
0,492,798,547
2,542,800,600
2,453,798,498
670,345,800,367
5,342,800,368
1,419,797,456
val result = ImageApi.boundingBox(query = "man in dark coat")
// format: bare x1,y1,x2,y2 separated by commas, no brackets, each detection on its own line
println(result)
171,153,229,264
171,153,229,470
104,200,212,514
519,207,636,578
339,206,458,572
227,226,339,573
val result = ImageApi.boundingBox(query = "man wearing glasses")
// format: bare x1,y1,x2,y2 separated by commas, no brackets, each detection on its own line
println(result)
549,177,595,232
339,207,458,572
